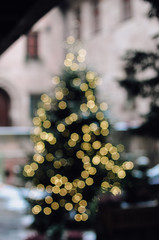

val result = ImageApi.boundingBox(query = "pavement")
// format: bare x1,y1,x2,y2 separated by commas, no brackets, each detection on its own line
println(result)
0,184,97,240
0,184,35,240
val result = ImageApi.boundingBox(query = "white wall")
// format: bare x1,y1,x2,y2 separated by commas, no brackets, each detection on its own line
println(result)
0,0,158,127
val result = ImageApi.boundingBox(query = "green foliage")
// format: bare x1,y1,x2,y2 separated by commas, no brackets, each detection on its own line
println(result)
119,37,159,138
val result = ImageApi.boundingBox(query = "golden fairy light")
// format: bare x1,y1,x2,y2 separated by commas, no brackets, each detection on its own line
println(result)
101,129,109,136
96,111,104,120
45,196,53,204
89,167,96,175
37,184,45,190
111,186,121,196
87,100,95,109
101,181,110,189
55,91,64,100
73,78,81,86
71,133,79,141
71,63,79,71
90,105,98,113
92,141,101,150
74,214,82,222
65,203,73,211
78,49,87,57
58,101,67,110
37,108,45,117
83,133,91,142
33,117,41,126
67,36,75,44
33,126,42,135
100,102,108,111
89,123,98,131
117,144,125,152
86,72,95,81
80,83,88,91
100,120,109,129
66,53,75,61
44,207,52,215
122,161,134,170
46,185,52,193
32,205,42,215
33,154,44,164
24,40,133,223
68,139,76,147
51,202,59,210
77,55,85,63
60,188,67,196
43,120,51,128
101,156,108,165
86,177,94,186
64,59,72,67
92,155,101,165
41,94,51,103
57,123,65,132
40,131,47,140
82,125,90,133
30,162,38,170
34,141,45,153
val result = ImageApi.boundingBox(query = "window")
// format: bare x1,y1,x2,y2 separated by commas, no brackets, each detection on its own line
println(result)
26,31,39,59
93,0,100,32
74,7,81,39
0,88,11,126
30,94,41,118
122,0,132,20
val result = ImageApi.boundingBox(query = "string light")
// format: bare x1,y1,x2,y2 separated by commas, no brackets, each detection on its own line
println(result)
33,117,41,126
86,72,95,81
52,76,60,85
71,63,79,71
73,78,81,86
66,36,75,44
34,141,45,153
78,49,87,57
32,205,42,215
100,102,108,111
43,120,51,128
55,91,64,100
92,155,101,165
51,202,59,210
41,94,51,104
45,196,53,204
65,203,73,211
44,207,52,215
24,40,133,223
57,123,65,132
80,83,88,91
33,154,44,164
86,177,94,186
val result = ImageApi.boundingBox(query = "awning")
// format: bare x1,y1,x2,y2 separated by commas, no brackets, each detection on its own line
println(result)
0,0,64,55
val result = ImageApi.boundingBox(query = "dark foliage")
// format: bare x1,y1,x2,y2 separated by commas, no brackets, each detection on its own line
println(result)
119,36,159,138
144,0,159,18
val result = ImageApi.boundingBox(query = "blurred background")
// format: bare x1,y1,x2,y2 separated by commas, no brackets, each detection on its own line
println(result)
0,0,159,239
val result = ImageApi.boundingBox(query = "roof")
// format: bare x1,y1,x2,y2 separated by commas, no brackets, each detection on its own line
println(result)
0,0,64,55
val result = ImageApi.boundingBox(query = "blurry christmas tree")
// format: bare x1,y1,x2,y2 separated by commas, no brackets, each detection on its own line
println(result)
23,36,133,236
119,35,159,138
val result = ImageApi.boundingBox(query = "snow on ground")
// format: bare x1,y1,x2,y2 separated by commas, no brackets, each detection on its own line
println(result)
0,183,34,240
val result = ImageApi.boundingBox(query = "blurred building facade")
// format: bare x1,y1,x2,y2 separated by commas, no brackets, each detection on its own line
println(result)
0,0,158,184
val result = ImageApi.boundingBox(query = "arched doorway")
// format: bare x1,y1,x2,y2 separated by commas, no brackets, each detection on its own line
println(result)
0,88,11,126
